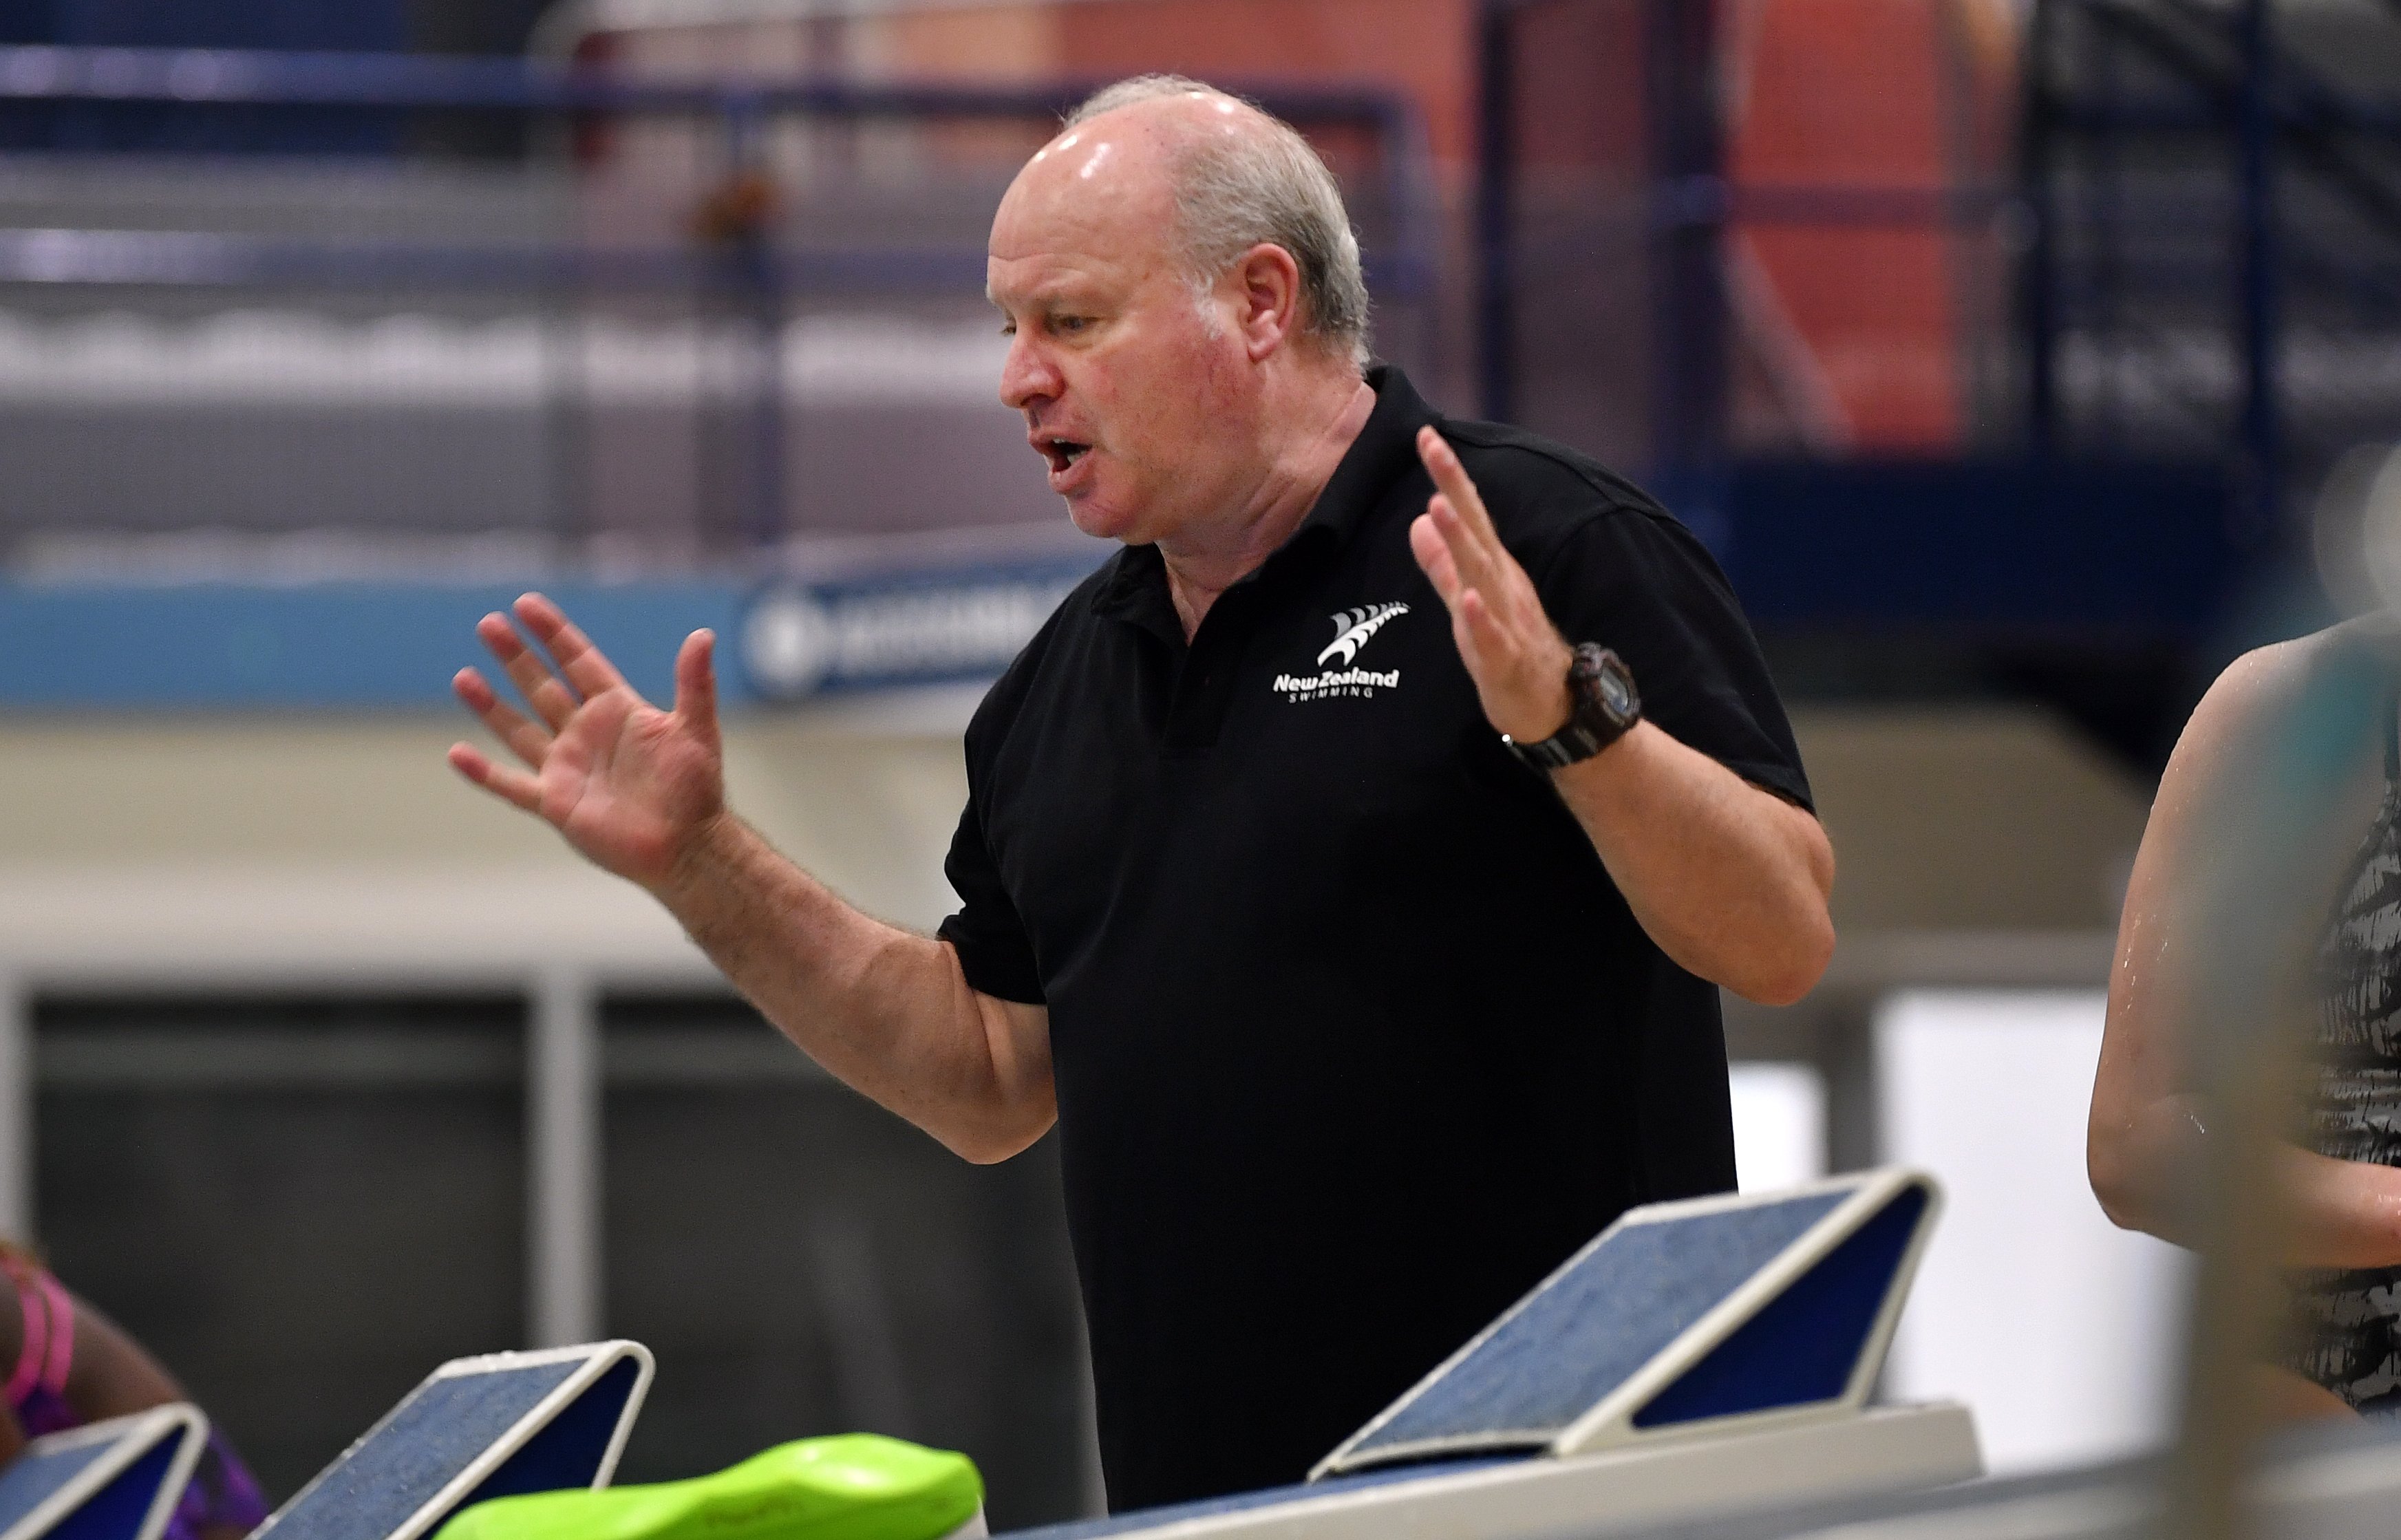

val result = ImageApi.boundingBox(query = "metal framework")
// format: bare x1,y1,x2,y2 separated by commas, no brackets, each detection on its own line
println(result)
0,45,1435,555
1477,0,2401,543
2023,0,2401,532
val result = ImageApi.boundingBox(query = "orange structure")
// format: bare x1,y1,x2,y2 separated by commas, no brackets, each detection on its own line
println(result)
584,0,2018,460
1723,0,2014,454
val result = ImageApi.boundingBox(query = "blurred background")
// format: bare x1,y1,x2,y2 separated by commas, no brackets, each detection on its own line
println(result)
0,0,2389,1525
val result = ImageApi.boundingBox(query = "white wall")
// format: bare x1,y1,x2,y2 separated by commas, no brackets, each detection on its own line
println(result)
1730,1061,1827,1194
1875,989,2192,1475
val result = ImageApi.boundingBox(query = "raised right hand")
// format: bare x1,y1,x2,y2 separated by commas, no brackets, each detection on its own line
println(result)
449,592,726,892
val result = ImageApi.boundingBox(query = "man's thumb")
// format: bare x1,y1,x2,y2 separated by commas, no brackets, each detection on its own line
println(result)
674,630,720,736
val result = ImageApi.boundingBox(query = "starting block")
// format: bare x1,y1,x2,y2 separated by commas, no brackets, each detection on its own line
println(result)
253,1340,654,1540
1003,1168,1979,1539
0,1405,207,1540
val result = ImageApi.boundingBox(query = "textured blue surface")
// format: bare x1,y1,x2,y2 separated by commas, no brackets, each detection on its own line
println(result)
46,1440,178,1540
264,1359,582,1540
1344,1193,1848,1459
0,1439,118,1537
1633,1186,1928,1428
456,1357,638,1507
995,1459,1522,1539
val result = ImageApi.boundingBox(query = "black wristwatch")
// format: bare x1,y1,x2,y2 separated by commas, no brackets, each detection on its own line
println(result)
1502,644,1641,771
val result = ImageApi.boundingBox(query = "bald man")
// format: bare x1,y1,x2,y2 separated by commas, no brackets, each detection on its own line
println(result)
451,76,1833,1511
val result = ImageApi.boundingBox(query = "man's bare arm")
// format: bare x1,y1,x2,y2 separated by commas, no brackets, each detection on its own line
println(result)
1408,429,1834,1005
1545,726,1832,1005
449,592,1054,1163
654,815,1054,1162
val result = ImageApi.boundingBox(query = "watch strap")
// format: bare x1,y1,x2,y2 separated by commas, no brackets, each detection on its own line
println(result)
1502,644,1639,770
1504,718,1612,770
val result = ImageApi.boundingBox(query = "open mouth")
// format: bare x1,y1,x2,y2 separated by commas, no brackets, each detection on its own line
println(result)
1038,437,1091,475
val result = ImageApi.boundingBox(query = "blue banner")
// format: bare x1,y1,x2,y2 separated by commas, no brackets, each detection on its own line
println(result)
736,558,1105,701
0,558,1109,710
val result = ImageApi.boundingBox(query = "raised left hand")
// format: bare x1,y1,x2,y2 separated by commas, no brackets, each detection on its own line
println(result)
448,592,729,894
1408,425,1574,743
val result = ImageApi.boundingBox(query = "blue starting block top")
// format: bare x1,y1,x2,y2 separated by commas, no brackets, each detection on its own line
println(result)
0,1405,206,1540
1321,1166,1938,1473
252,1341,654,1540
1002,1168,1971,1540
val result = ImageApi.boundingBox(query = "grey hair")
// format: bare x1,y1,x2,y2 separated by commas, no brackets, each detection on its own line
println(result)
1066,74,1372,369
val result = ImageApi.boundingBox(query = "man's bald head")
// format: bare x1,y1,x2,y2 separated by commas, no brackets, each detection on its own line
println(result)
985,75,1378,549
1052,76,1371,368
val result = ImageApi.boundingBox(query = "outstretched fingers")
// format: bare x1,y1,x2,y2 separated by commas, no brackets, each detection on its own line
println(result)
1418,427,1502,547
453,666,553,769
1418,435,1510,606
1418,428,1557,641
1427,491,1507,603
1409,509,1465,607
515,592,632,701
1410,511,1491,676
447,742,543,813
1459,586,1521,661
478,611,582,731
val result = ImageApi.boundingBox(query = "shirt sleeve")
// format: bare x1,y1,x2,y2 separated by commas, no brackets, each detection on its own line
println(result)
1533,507,1813,811
936,793,1048,1005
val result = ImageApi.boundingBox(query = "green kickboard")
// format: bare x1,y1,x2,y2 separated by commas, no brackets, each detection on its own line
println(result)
433,1434,984,1540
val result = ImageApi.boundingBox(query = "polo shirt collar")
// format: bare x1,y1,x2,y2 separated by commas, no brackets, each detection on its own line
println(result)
1089,365,1438,629
1290,363,1438,551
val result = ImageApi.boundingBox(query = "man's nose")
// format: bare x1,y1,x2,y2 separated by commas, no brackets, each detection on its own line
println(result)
999,334,1061,411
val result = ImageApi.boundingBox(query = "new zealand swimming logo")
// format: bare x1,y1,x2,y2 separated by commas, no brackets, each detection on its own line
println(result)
1316,603,1409,665
1274,603,1409,702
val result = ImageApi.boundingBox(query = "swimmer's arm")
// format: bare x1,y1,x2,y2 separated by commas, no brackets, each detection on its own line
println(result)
2089,637,2401,1266
2092,645,2280,1250
2275,1144,2401,1268
654,815,1054,1165
62,1294,186,1415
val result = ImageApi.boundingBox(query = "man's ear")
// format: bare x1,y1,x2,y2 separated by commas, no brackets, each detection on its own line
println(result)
1230,242,1304,360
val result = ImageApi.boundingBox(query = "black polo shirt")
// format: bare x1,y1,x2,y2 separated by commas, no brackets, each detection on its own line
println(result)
937,366,1811,1512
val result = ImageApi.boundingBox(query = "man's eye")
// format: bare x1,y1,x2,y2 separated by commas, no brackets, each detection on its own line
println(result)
999,321,1017,339
1054,316,1089,334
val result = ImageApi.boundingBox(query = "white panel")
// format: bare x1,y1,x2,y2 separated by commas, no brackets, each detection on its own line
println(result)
1876,989,2190,1475
1729,1061,1827,1193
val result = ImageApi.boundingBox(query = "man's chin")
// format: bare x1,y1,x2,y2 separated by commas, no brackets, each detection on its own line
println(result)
1064,493,1145,546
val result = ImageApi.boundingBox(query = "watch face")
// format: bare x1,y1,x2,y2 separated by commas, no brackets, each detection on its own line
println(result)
1597,670,1632,717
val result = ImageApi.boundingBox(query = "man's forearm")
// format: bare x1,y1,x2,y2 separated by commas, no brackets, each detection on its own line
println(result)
1550,722,1835,1004
650,814,1055,1159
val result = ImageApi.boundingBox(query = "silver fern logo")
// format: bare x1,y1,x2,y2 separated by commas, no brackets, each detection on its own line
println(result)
1274,601,1409,703
1316,603,1409,665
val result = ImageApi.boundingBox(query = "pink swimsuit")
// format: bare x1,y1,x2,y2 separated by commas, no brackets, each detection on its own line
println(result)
0,1259,72,1437
0,1255,269,1539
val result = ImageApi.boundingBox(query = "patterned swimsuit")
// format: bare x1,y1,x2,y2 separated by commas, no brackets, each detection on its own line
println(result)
2287,705,2401,1408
